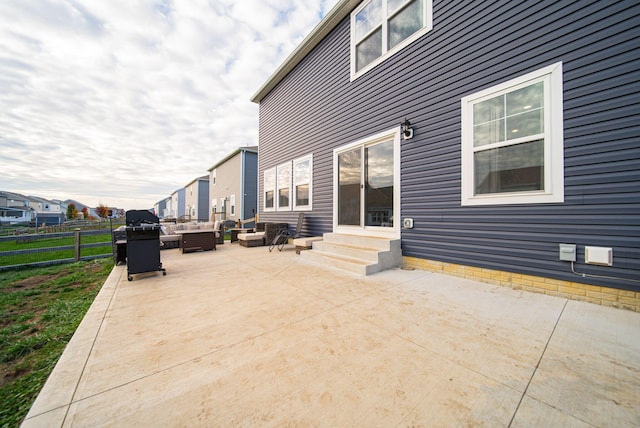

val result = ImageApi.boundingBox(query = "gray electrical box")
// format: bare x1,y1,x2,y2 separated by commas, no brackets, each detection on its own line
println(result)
559,243,576,262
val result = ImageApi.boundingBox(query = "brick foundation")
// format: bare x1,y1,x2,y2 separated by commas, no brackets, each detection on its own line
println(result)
403,256,640,312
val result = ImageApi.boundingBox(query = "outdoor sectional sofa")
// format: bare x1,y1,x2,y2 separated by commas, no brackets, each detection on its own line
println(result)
160,221,224,249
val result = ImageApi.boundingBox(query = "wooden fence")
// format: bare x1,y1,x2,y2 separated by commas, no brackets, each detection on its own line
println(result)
0,229,115,271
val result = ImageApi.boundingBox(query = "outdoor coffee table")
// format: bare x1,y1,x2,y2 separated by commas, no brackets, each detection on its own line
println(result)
176,230,216,253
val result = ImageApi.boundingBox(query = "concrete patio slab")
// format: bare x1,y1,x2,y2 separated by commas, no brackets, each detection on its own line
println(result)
22,243,640,427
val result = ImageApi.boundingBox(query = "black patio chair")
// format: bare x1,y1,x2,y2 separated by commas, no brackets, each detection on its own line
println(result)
269,212,305,252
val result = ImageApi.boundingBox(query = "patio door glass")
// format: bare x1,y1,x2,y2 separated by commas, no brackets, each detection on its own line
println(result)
365,139,394,227
338,148,362,225
337,139,394,229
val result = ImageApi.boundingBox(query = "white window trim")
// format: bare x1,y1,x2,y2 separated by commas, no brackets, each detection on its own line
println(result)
230,194,236,216
461,62,564,206
293,154,313,211
350,0,433,81
263,167,276,212
276,161,292,212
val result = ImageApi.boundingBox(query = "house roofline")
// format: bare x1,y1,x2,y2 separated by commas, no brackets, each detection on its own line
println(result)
207,146,258,171
184,175,209,187
250,0,358,104
0,190,29,201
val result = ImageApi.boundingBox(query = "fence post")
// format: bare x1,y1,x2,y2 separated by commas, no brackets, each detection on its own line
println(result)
74,229,81,261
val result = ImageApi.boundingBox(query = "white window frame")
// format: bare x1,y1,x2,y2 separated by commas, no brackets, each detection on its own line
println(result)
230,194,236,216
461,62,564,206
212,198,217,213
263,167,276,212
350,0,432,80
276,162,292,211
293,154,313,211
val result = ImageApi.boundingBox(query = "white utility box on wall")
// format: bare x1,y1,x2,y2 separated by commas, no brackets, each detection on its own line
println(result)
585,246,613,266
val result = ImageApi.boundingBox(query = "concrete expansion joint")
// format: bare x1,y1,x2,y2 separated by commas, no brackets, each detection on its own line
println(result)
508,299,569,427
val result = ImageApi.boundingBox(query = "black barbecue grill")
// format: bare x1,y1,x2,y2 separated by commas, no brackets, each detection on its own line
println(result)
125,210,166,281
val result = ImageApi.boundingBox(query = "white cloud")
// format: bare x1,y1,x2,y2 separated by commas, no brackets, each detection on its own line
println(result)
0,0,339,209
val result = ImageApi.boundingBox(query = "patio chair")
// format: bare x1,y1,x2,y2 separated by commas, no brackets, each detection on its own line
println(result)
269,212,305,252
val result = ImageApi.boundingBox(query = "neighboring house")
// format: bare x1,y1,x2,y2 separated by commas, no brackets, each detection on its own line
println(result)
26,196,64,225
26,195,62,214
208,146,258,225
0,191,33,224
0,207,32,225
170,188,186,221
33,212,65,226
154,197,171,220
251,1,639,304
184,176,210,222
1,191,30,210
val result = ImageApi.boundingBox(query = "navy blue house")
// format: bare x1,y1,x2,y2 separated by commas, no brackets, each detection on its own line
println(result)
251,0,640,305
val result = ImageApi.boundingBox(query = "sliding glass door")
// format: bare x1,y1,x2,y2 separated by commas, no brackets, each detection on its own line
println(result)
335,130,398,237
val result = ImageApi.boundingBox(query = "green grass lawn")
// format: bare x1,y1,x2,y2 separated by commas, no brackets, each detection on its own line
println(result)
0,258,113,427
0,232,113,267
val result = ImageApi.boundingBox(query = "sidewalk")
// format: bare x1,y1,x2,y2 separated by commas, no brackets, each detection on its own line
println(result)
22,243,640,427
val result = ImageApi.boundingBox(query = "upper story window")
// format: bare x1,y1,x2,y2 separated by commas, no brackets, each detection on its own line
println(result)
351,0,432,79
461,62,564,206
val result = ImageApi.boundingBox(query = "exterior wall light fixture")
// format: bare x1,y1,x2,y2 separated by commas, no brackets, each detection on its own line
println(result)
401,118,413,140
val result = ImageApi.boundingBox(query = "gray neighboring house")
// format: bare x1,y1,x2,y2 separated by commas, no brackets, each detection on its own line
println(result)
184,176,210,222
154,196,172,220
208,146,258,225
251,1,639,302
0,191,34,224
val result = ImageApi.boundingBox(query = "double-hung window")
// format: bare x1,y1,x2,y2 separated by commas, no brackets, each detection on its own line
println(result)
263,154,313,213
461,62,564,206
264,168,275,211
293,154,313,210
351,0,432,78
277,162,292,211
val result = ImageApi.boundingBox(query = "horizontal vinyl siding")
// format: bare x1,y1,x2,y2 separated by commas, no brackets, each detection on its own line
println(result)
257,0,640,290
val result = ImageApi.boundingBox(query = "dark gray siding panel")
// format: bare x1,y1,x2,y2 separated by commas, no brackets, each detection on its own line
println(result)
257,0,640,290
197,181,209,222
243,152,258,220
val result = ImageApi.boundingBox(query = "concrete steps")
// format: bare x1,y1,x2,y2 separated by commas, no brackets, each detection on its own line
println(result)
300,233,401,275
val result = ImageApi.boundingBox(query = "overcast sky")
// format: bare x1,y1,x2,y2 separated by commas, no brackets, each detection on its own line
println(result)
0,0,338,210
